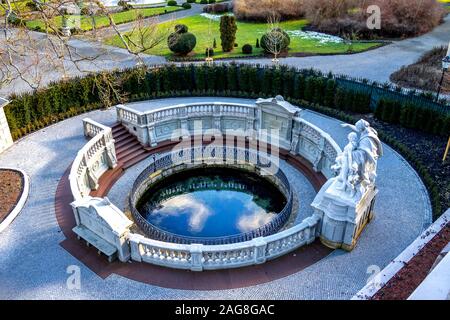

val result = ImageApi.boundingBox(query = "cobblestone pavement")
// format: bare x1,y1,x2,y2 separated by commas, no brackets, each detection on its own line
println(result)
0,97,431,300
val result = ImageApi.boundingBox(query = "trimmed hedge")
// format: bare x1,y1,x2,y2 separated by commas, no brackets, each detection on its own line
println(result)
5,64,448,219
7,64,448,140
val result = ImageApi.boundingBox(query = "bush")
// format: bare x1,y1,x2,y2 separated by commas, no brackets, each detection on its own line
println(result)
167,0,178,6
205,47,214,57
234,0,305,22
181,2,191,9
260,28,290,54
208,0,216,3
168,25,197,55
255,38,259,48
187,0,196,3
220,15,237,52
203,2,231,13
25,1,39,10
81,7,90,16
242,44,253,54
174,24,188,33
118,0,133,10
200,0,208,4
303,0,446,39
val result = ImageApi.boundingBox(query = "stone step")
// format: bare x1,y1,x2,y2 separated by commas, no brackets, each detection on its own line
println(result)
113,130,130,142
115,136,139,149
117,143,145,160
115,139,141,154
122,151,150,170
111,122,124,131
120,148,148,164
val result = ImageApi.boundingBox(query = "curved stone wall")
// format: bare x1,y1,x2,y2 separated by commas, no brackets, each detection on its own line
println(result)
69,98,344,270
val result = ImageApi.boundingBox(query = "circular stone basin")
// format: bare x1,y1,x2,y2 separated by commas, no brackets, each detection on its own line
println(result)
136,167,287,241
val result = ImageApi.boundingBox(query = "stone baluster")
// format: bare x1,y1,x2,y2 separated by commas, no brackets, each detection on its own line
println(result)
190,244,203,271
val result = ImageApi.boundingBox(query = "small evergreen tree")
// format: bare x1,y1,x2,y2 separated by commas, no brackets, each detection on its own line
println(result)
220,15,237,52
256,38,260,48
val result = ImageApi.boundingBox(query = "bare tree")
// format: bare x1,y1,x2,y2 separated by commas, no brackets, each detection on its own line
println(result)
0,0,173,104
264,11,285,66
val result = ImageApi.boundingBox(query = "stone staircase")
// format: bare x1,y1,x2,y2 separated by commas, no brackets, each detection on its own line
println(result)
90,123,149,197
112,123,150,170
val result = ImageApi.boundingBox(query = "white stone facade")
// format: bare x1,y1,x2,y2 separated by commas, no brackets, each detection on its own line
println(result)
0,98,13,155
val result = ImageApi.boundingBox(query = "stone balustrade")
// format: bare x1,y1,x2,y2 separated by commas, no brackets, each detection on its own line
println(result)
0,97,13,155
129,146,294,246
116,101,341,180
69,119,118,201
68,98,349,269
116,102,257,147
129,214,320,271
293,119,342,179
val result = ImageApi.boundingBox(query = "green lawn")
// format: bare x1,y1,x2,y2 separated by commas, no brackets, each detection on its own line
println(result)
105,15,383,60
0,0,32,15
26,6,182,31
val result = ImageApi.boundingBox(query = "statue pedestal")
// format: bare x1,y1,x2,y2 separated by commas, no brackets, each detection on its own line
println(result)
312,178,378,251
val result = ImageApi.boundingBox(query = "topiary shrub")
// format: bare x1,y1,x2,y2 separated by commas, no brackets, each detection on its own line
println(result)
174,24,188,33
260,28,290,54
187,0,196,3
219,15,237,52
208,0,216,3
200,0,208,4
168,25,197,55
167,0,178,6
118,0,133,10
182,2,191,9
242,44,253,54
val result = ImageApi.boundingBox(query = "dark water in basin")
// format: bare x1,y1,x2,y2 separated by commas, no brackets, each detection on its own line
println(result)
137,167,286,238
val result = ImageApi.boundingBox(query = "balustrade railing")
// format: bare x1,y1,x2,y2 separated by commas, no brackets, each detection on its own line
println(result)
129,213,320,271
129,146,293,246
69,119,117,201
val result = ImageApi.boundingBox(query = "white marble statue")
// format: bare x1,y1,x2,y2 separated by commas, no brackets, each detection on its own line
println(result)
332,119,383,200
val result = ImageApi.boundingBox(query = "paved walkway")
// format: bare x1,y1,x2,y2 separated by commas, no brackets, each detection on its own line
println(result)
0,97,431,299
238,14,450,83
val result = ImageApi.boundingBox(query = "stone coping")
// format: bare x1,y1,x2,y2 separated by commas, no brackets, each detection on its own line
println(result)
352,208,450,300
0,97,8,108
0,167,30,233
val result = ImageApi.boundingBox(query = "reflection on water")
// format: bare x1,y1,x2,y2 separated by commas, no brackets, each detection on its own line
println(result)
137,167,286,238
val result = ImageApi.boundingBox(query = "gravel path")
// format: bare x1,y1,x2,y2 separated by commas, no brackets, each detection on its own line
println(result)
0,97,431,299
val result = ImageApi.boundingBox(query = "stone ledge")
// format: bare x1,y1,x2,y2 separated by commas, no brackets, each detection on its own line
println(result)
352,208,450,300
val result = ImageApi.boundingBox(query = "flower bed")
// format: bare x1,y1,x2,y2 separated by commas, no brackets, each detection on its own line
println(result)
0,169,23,223
372,222,450,300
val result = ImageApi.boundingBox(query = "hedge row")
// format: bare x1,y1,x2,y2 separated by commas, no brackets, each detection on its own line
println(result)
375,98,450,136
5,64,449,141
